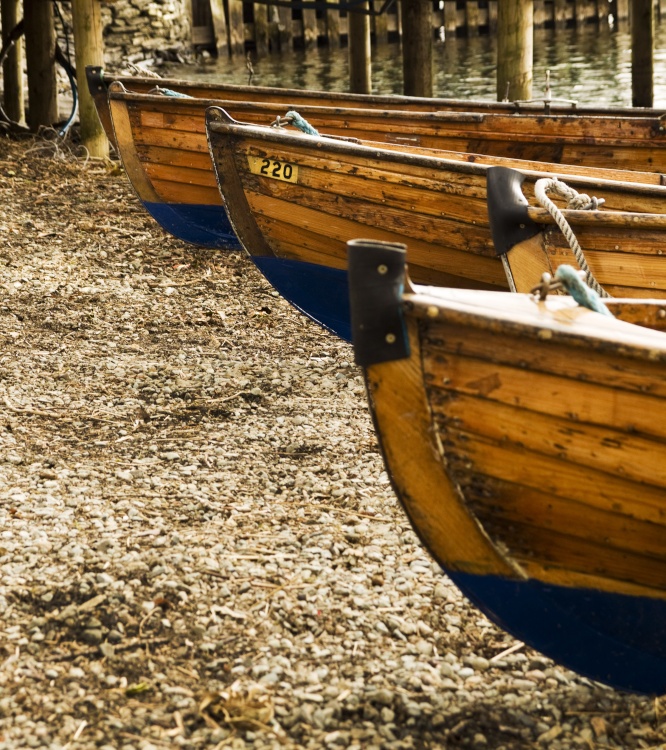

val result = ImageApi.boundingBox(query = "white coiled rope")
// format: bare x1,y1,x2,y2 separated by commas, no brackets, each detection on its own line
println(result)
534,177,611,299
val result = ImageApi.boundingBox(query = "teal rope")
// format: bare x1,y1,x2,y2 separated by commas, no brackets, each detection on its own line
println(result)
154,87,193,98
284,110,319,136
554,265,613,317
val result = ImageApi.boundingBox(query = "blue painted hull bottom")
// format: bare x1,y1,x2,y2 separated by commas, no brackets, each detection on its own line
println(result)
252,256,352,341
450,571,666,695
143,202,241,249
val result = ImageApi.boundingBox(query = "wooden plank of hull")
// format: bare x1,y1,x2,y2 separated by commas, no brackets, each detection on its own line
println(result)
145,179,220,207
432,390,666,490
418,312,666,396
425,354,666,442
246,197,507,289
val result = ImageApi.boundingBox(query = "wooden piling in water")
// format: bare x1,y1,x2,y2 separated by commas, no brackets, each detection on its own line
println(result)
348,5,371,94
252,4,268,57
631,0,654,106
302,7,318,48
193,0,630,59
210,0,229,57
71,0,109,157
227,0,245,56
497,0,533,101
1,0,24,125
276,6,293,50
401,0,433,97
326,7,341,48
23,0,58,131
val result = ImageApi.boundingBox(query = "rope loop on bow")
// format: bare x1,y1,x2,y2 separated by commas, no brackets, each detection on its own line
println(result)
534,177,611,299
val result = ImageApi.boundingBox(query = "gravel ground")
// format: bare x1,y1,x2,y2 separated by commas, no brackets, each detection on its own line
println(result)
0,133,665,750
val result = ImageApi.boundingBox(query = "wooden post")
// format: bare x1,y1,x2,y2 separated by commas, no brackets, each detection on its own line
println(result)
631,0,653,106
597,0,609,23
348,4,371,94
373,4,389,45
227,0,245,56
210,0,229,57
253,4,269,57
23,0,58,131
488,1,498,32
466,0,480,35
1,0,25,124
497,0,532,101
573,0,587,25
302,7,317,48
443,0,457,33
326,8,341,48
615,0,630,20
533,0,546,27
401,0,432,97
553,0,568,26
71,0,108,157
276,6,293,50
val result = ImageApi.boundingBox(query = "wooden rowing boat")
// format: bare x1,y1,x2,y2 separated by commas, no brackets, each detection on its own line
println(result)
87,64,666,152
205,108,666,340
348,238,666,695
92,69,666,248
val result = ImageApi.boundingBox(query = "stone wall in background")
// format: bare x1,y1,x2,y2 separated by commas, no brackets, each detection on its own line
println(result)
100,0,192,67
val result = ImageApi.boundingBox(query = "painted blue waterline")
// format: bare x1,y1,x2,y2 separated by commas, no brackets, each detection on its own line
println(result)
252,256,352,341
143,202,241,249
449,571,666,695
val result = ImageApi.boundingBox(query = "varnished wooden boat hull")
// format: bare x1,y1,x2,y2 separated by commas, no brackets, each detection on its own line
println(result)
87,65,666,152
206,109,666,340
94,68,666,249
348,240,666,694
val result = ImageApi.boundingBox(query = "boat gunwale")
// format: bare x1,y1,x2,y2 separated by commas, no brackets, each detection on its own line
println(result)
107,86,666,129
405,289,666,361
95,68,666,118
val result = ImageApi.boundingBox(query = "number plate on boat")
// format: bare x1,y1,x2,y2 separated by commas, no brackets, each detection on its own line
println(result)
248,156,298,183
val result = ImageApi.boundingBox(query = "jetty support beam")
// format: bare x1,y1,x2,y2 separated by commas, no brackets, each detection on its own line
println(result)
631,0,654,107
497,0,532,101
401,0,433,97
348,3,371,94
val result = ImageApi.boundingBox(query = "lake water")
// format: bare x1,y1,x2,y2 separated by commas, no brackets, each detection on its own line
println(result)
165,19,666,108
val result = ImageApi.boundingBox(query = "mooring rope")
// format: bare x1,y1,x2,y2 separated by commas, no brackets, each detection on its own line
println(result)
271,110,320,136
534,176,610,299
149,86,193,99
553,265,613,315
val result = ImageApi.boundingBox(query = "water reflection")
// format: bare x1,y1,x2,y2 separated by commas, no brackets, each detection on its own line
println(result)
166,20,665,106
